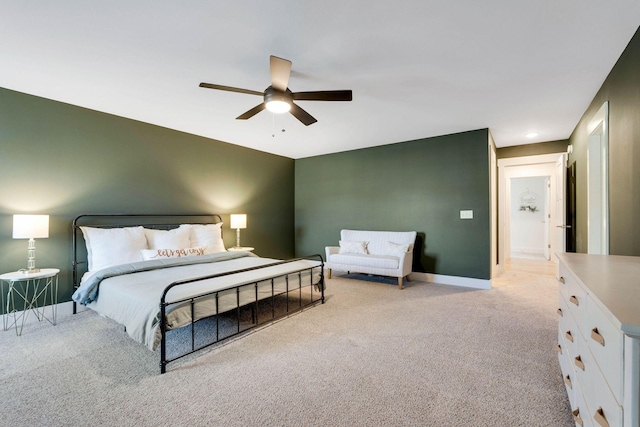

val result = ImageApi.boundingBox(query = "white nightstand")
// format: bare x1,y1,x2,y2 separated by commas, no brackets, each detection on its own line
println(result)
0,268,59,336
228,247,254,252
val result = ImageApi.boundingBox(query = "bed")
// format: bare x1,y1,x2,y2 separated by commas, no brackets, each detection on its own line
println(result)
71,214,325,373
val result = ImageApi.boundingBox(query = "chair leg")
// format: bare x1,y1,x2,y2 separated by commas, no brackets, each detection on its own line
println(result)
398,277,403,290
327,268,332,279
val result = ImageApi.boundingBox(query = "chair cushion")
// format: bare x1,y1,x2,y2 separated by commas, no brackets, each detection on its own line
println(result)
329,253,399,270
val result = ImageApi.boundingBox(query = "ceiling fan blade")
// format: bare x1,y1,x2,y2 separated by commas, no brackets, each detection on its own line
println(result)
292,90,353,101
289,102,317,126
270,56,292,92
199,83,263,97
236,103,266,120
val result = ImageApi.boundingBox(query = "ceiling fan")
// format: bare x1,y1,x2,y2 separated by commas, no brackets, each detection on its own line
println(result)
199,55,352,126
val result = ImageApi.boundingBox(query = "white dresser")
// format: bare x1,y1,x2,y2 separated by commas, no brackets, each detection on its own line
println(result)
556,253,640,427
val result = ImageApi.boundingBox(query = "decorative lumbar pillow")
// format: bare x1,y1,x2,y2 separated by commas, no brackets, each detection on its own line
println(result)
384,241,411,257
186,223,226,254
339,240,369,254
144,225,191,249
80,226,148,272
140,247,206,261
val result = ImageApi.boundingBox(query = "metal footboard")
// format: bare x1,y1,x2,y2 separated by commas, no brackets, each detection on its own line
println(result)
159,255,325,374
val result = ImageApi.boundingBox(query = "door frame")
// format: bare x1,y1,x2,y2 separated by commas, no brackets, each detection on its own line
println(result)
587,101,609,255
497,153,567,269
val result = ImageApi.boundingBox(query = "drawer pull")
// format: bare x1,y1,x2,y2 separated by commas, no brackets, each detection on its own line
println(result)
572,408,584,426
557,308,563,316
557,344,562,354
594,408,609,427
559,276,565,284
564,375,572,389
591,328,605,346
574,355,585,370
570,295,579,306
565,330,574,343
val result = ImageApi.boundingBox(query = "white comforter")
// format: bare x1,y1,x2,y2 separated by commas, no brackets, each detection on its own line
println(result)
75,254,322,350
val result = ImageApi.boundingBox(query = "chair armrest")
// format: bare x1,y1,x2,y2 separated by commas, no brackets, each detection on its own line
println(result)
398,249,413,276
325,246,339,260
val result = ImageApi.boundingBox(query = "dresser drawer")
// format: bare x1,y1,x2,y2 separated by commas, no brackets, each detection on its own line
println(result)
585,295,624,405
558,287,573,324
563,272,588,339
559,295,579,358
573,386,594,427
579,338,623,427
558,332,576,409
558,264,571,307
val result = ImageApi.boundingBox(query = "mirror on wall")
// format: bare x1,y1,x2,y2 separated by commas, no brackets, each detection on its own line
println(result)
587,102,609,255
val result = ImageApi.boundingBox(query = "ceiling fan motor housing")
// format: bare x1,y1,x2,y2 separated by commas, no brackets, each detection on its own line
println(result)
264,86,292,106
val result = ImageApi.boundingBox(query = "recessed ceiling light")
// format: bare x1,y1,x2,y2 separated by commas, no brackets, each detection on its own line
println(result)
526,132,539,138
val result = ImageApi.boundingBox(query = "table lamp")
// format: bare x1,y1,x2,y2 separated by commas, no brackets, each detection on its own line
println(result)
13,214,49,273
230,214,247,249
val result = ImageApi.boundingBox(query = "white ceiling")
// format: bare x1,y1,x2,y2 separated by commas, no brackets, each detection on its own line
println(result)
1,2,639,159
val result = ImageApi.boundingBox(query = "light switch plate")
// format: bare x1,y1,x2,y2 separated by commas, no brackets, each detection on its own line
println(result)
460,210,473,219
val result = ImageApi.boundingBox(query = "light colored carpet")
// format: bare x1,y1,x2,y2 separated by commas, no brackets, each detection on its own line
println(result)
0,265,573,427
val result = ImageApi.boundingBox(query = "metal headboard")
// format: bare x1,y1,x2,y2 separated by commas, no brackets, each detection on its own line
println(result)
72,213,223,313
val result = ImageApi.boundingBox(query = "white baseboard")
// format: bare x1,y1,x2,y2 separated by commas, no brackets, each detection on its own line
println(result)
409,272,492,290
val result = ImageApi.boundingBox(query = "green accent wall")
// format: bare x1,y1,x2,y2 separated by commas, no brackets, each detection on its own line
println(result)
568,26,640,255
294,129,491,280
0,88,295,305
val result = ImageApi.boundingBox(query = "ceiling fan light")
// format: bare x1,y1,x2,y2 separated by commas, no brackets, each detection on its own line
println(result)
266,99,291,114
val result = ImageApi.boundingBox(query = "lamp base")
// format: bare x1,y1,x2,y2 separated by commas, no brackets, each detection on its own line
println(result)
24,238,41,274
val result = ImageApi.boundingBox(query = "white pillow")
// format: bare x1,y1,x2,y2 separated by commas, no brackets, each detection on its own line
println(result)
144,225,190,249
140,247,206,261
384,241,411,257
186,223,226,254
339,240,368,254
80,226,147,272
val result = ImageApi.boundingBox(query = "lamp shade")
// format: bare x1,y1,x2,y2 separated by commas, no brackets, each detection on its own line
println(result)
13,214,49,239
230,214,247,229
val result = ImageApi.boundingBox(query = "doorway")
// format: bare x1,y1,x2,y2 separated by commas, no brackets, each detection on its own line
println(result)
497,153,568,270
510,176,550,260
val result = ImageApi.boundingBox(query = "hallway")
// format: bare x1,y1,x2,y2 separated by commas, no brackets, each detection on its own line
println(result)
505,257,557,277
491,256,558,291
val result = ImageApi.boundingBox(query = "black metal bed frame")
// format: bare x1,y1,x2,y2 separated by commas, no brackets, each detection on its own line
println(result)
72,214,325,374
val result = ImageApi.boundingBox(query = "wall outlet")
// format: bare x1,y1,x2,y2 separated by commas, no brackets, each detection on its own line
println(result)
460,210,473,219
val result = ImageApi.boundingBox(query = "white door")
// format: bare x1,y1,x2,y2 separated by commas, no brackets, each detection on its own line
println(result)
555,154,567,256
